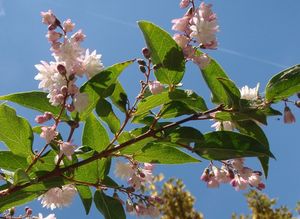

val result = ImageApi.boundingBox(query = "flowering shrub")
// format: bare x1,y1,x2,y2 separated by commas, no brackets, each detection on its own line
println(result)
0,0,299,218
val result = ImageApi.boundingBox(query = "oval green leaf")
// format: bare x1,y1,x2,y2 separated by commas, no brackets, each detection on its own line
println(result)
138,20,185,85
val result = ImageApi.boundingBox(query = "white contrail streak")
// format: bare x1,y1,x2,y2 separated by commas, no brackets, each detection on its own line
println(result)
218,47,287,69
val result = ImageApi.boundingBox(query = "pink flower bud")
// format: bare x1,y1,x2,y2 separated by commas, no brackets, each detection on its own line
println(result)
41,10,56,25
25,208,32,216
66,104,75,112
35,115,47,124
63,19,75,32
257,182,266,190
148,81,164,95
284,106,296,124
44,112,53,120
60,86,68,95
142,47,151,59
179,0,190,8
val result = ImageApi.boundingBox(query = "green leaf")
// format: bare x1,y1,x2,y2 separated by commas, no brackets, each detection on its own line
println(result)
235,120,270,178
135,91,169,116
109,81,128,113
135,89,207,116
138,21,185,85
194,131,274,160
215,110,267,125
94,190,126,219
217,77,241,108
78,60,134,120
135,142,200,164
161,101,194,119
74,157,111,184
0,104,33,157
83,113,110,152
76,185,93,215
96,98,121,134
266,64,300,103
198,51,231,104
0,151,28,171
165,126,204,145
13,168,31,185
0,91,69,120
118,128,155,155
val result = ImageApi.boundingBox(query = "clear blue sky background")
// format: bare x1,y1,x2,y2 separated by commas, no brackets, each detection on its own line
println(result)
0,0,300,218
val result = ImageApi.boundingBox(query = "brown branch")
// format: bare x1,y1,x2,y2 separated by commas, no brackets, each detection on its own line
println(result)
0,104,223,198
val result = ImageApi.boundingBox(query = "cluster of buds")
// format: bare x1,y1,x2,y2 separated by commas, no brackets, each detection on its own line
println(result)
200,159,265,191
114,161,154,190
172,0,219,69
138,47,164,95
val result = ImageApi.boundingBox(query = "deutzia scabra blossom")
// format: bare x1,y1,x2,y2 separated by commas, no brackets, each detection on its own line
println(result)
59,141,76,160
114,161,154,190
190,2,219,49
40,126,58,144
172,2,219,69
211,120,235,131
38,184,77,210
240,83,260,101
36,10,104,112
200,159,265,191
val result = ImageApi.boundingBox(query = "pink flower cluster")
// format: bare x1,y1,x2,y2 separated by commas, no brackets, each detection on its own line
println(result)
114,161,154,190
38,184,77,210
200,159,265,191
35,10,104,111
126,199,160,218
172,1,220,69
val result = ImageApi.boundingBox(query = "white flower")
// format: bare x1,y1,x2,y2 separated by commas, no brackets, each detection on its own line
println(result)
114,161,135,179
39,184,77,210
211,121,235,131
38,213,56,219
34,61,58,90
40,126,58,144
83,49,104,79
240,83,260,101
53,38,85,75
60,142,76,160
73,92,89,112
190,3,219,49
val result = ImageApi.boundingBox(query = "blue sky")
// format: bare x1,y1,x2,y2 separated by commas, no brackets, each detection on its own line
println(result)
0,0,300,218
